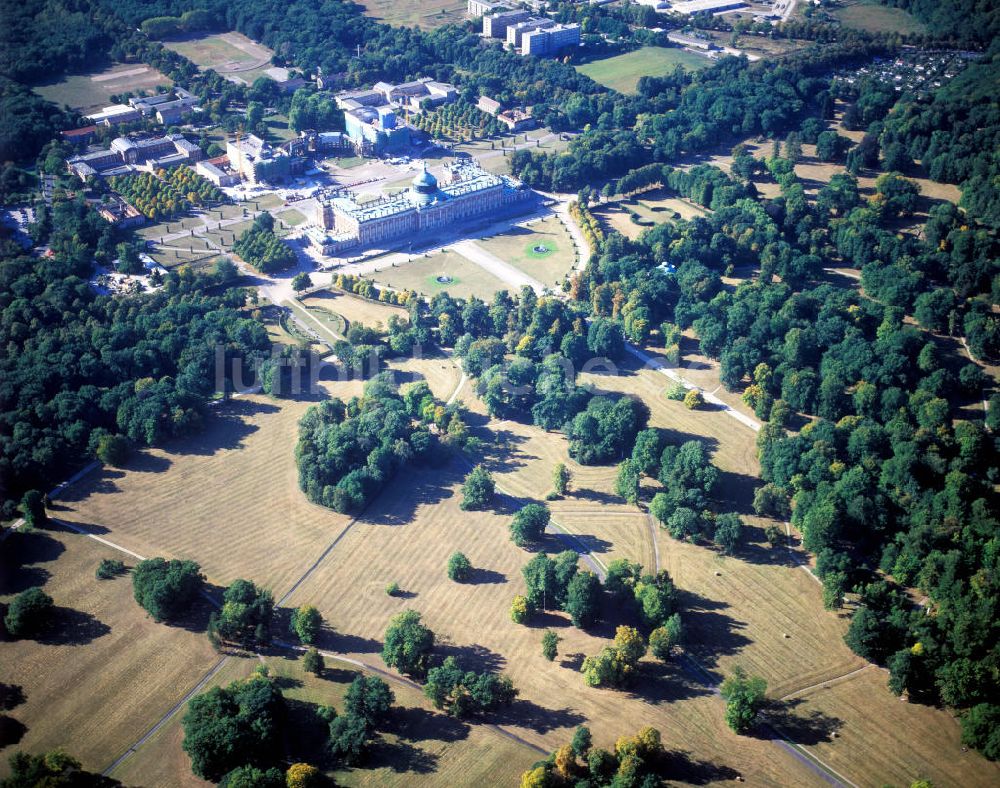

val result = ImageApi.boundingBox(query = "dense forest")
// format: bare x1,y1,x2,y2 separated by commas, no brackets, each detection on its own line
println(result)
0,193,270,507
876,0,999,45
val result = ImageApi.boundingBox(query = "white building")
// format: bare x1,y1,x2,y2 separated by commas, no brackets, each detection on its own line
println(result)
670,0,748,14
311,160,532,255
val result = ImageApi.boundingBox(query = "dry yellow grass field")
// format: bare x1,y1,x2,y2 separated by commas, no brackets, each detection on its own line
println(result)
306,289,407,331
790,668,1000,787
56,343,458,594
0,525,218,776
279,459,826,786
13,333,996,785
111,649,538,786
57,395,355,594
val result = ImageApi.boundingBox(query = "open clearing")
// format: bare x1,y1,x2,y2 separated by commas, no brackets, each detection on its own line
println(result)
306,289,408,331
57,330,459,594
791,668,999,787
111,650,536,786
0,525,218,776
592,191,709,240
357,0,467,29
20,341,999,786
832,0,927,34
34,63,172,113
473,215,577,288
575,47,709,94
371,250,511,301
163,32,274,76
279,457,823,785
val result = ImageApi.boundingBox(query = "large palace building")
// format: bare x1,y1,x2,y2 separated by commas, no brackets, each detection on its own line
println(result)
309,159,533,256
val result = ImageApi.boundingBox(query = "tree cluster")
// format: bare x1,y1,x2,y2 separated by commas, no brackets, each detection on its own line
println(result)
295,373,439,513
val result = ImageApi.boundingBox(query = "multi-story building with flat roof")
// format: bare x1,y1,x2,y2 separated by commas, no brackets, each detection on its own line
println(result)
337,78,457,155
468,0,503,16
507,17,555,48
483,9,531,37
311,160,533,255
521,23,581,56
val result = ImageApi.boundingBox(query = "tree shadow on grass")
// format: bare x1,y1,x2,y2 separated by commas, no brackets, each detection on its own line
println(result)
384,706,471,744
362,462,463,526
0,530,64,594
467,567,507,585
51,518,111,536
272,675,303,692
489,698,585,734
366,738,440,775
160,595,216,635
0,684,25,712
546,528,613,558
713,469,758,516
567,487,621,505
661,749,740,784
433,641,506,674
674,590,751,678
0,715,27,749
318,630,382,656
736,522,797,568
559,652,585,671
471,427,533,478
167,406,268,457
53,467,125,502
525,609,573,630
118,451,172,474
317,666,359,685
760,698,844,746
630,660,715,704
31,606,111,646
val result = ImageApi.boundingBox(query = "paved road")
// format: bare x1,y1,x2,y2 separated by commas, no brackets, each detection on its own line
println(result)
451,239,545,295
624,343,762,433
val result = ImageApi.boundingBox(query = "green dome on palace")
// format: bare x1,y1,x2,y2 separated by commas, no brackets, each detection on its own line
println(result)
410,164,438,205
411,165,438,200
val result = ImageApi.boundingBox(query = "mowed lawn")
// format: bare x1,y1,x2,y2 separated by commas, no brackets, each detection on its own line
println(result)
371,251,511,301
57,395,353,595
473,215,577,289
111,649,537,786
576,46,709,94
0,525,218,776
279,458,825,786
57,345,461,595
34,64,172,113
791,668,1000,787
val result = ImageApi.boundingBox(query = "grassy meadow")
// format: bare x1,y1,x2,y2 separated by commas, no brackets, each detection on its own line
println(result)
34,64,172,113
575,47,710,94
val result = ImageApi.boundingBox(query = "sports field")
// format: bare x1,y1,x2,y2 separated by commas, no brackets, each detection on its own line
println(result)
357,0,467,29
474,215,577,288
34,64,172,113
163,32,274,77
832,0,927,34
371,251,511,301
575,46,709,94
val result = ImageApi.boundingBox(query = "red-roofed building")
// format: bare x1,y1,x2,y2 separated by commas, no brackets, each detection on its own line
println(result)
60,126,98,145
